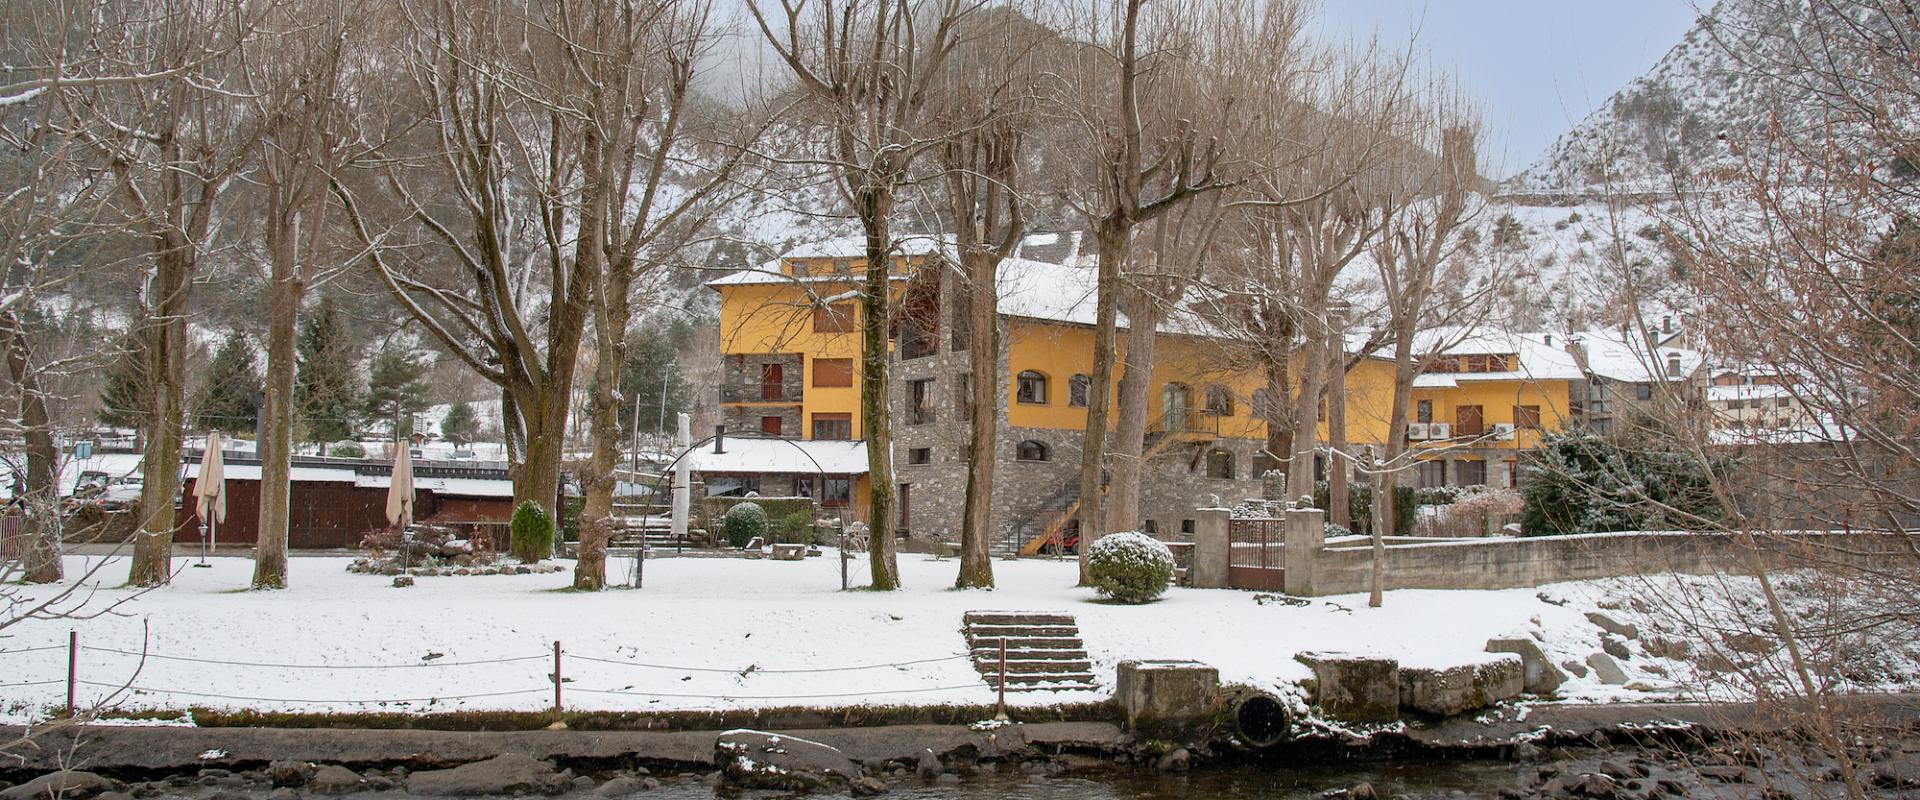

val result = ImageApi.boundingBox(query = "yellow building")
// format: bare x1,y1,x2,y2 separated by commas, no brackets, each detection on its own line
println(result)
705,237,1576,548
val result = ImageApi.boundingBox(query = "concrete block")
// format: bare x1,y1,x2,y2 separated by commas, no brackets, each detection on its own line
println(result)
1398,654,1524,717
771,543,806,561
1191,510,1229,589
1586,652,1628,685
1485,637,1567,694
1294,651,1399,724
1585,611,1639,640
1114,660,1220,735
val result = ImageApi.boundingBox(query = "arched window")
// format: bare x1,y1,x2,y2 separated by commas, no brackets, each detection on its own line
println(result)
1205,385,1234,415
1016,440,1051,462
1205,449,1235,479
1068,374,1091,408
1016,370,1049,404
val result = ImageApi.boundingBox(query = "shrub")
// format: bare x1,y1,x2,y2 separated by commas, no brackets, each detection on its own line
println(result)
1521,430,1722,535
777,510,814,544
1312,483,1417,535
329,441,365,459
723,502,767,549
1084,531,1176,604
510,500,554,563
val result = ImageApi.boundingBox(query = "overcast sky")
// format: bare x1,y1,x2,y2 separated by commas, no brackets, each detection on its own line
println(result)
1315,2,1705,178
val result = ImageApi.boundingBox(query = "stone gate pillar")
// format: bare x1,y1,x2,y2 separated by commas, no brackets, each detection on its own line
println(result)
1191,507,1230,589
1283,506,1324,596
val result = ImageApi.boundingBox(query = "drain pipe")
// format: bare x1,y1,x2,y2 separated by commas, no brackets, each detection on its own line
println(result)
1223,687,1293,749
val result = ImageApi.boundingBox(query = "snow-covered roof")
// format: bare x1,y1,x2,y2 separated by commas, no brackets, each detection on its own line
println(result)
1352,328,1585,383
352,473,514,498
1569,328,1705,384
683,437,869,475
1707,383,1791,401
709,235,1229,338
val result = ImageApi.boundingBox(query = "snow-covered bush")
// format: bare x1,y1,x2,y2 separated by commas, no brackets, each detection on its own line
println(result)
723,501,768,549
1084,531,1176,604
510,500,553,563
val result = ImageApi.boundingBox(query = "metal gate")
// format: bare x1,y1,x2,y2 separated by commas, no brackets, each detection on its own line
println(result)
1228,517,1285,590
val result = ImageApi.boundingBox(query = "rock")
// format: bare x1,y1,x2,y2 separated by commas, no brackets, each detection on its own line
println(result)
848,776,889,797
592,776,657,796
362,777,396,791
1578,771,1618,796
1696,765,1752,783
392,575,414,588
1156,749,1191,772
1721,632,1774,655
267,789,300,800
513,565,532,575
307,766,364,795
1586,610,1639,639
198,770,232,780
1349,782,1378,800
2,772,115,800
932,773,961,786
570,776,595,791
771,543,806,561
915,749,942,780
716,729,862,793
406,755,569,797
1398,654,1523,717
1536,591,1568,607
1586,652,1629,685
1871,752,1920,788
1601,635,1632,661
1643,636,1693,660
1486,638,1568,694
1295,652,1400,724
1599,759,1649,779
96,793,132,800
1560,659,1589,678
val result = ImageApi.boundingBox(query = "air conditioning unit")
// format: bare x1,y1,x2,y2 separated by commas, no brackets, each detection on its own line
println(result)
1406,423,1430,440
1429,422,1453,439
1492,423,1517,440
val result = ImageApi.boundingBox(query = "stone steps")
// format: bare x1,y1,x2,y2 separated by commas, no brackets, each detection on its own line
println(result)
962,611,1098,692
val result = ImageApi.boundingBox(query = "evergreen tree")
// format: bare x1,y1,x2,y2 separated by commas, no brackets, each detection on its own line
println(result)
1520,429,1721,535
617,316,695,438
193,332,263,434
441,400,479,445
364,343,433,439
295,295,359,443
97,336,147,431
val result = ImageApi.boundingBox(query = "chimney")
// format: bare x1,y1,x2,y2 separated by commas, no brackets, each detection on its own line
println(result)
713,425,726,454
1662,315,1673,335
1543,333,1552,346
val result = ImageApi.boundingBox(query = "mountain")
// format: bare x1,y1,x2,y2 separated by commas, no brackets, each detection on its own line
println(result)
1506,0,1785,194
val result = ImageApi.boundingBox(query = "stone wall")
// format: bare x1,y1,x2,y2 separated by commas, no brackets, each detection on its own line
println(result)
1276,527,1914,596
718,353,803,404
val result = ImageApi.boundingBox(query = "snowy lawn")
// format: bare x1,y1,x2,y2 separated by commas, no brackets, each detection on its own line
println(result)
0,551,1786,724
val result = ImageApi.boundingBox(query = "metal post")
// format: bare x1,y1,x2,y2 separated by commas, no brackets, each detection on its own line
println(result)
839,527,849,591
657,361,673,438
65,630,76,716
552,640,563,714
994,637,1008,721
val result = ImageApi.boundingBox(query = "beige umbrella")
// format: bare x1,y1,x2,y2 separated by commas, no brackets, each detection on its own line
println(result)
192,431,226,567
385,439,414,529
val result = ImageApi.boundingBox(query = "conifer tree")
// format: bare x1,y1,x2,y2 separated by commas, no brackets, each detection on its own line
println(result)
193,332,263,434
441,400,479,445
97,337,147,433
294,295,359,444
364,343,432,440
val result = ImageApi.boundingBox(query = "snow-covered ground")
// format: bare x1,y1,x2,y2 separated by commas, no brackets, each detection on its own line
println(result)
1,553,1902,725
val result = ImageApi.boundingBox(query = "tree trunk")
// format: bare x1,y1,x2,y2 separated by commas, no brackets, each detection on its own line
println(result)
1327,337,1350,529
3,312,61,583
1286,339,1327,502
1381,328,1418,536
573,124,618,591
511,386,570,562
129,240,193,587
1262,309,1294,492
1106,289,1159,533
253,201,302,590
1076,224,1127,579
955,250,998,589
858,192,900,590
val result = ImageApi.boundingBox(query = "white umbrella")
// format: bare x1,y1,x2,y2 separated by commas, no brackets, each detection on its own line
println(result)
193,431,226,566
385,440,414,529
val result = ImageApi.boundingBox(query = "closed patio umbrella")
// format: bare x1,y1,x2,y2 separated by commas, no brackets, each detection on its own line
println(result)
386,440,414,529
192,431,226,567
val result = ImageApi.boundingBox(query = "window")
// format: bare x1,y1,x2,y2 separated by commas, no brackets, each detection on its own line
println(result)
1455,404,1484,436
1205,386,1234,415
1180,519,1195,535
1636,384,1653,401
812,413,852,440
1416,399,1433,423
1415,460,1446,488
1068,374,1091,408
1142,520,1158,534
823,476,852,504
1513,405,1542,429
1016,440,1050,462
1251,389,1269,420
794,477,814,498
1666,353,1683,378
813,358,853,387
707,475,760,497
908,378,934,425
1313,453,1325,482
1507,459,1520,489
1205,449,1234,479
1456,459,1487,487
813,302,855,333
1016,370,1048,404
760,416,783,436
907,447,931,465
1775,396,1790,409
761,364,785,400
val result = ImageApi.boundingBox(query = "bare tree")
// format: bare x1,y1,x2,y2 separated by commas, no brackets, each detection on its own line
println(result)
46,0,268,587
571,0,764,590
748,0,978,590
